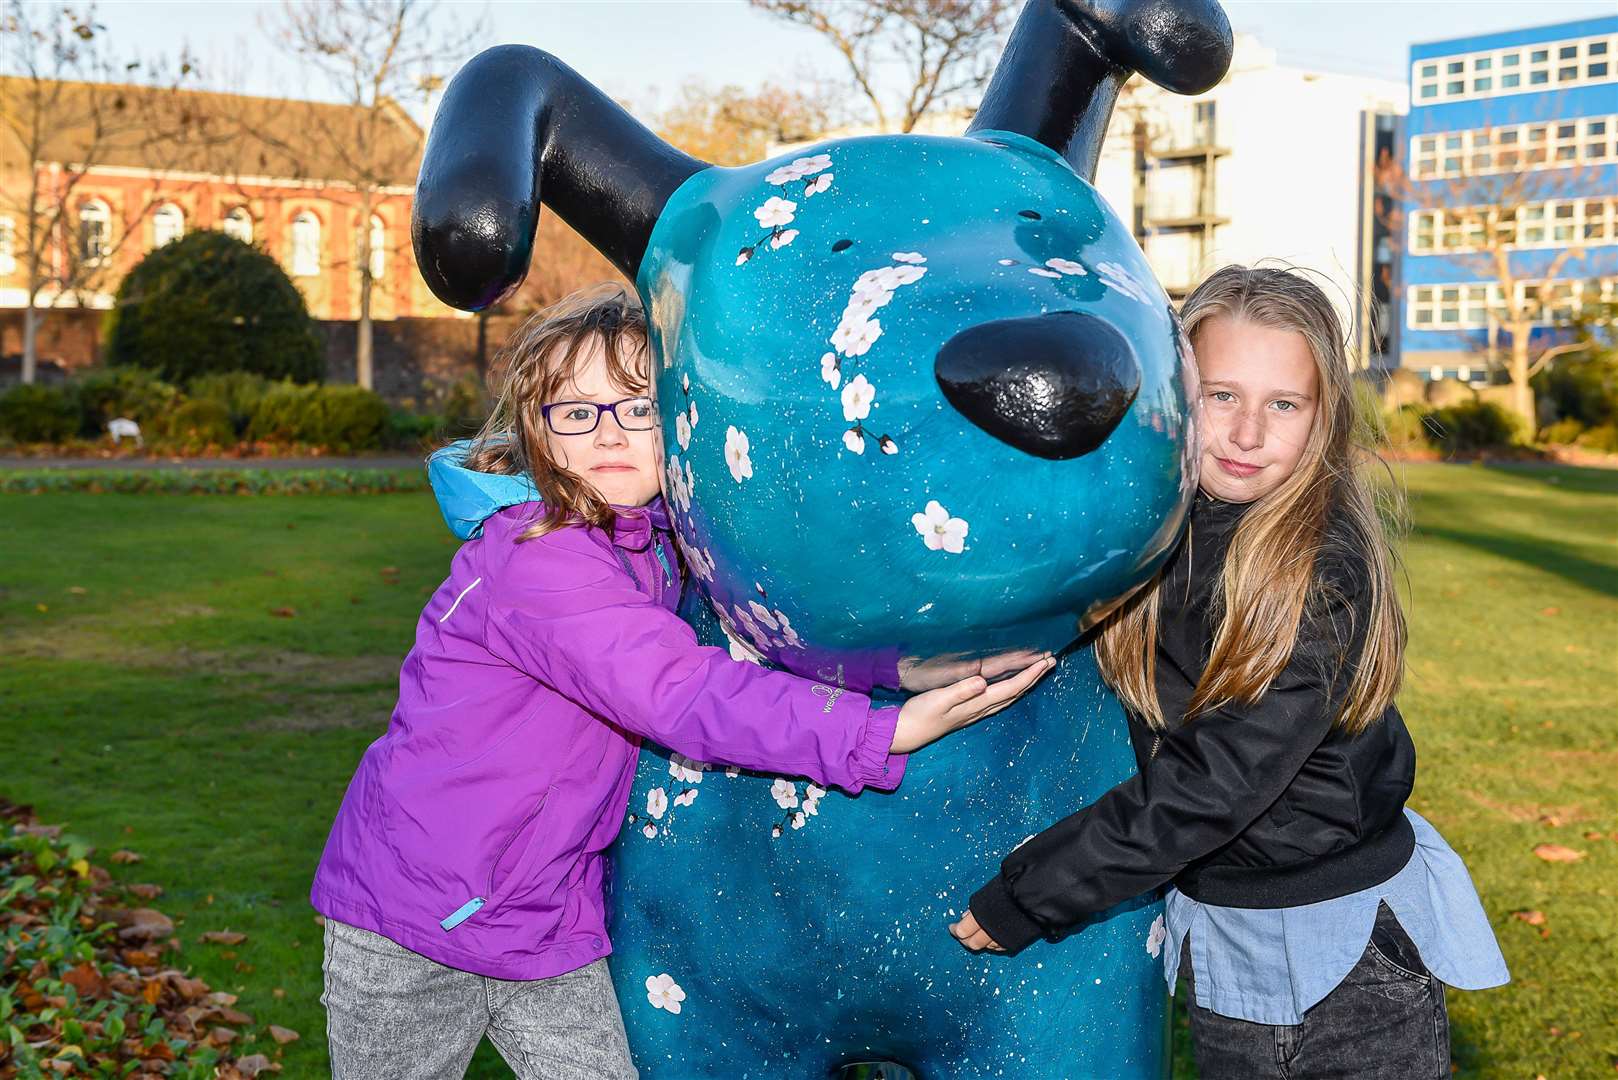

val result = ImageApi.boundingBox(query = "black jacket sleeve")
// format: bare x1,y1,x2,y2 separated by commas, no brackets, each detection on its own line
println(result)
970,554,1372,954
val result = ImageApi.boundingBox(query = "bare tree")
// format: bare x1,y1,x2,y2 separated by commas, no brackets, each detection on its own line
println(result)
1381,124,1604,424
747,0,1013,134
655,79,844,165
0,1,204,383
263,0,483,390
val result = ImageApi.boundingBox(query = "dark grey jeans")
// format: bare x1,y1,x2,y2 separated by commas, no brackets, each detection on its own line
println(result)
321,919,638,1080
1180,902,1451,1079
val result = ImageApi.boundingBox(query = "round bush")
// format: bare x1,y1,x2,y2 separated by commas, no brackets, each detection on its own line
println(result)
0,384,80,443
1576,423,1618,453
247,382,322,444
74,366,180,437
1538,417,1586,446
1384,403,1432,450
1421,400,1527,452
158,398,236,452
105,231,324,383
314,386,389,451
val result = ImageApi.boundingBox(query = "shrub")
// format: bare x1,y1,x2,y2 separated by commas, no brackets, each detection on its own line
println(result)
247,382,388,450
157,398,236,452
1533,353,1617,428
385,409,446,450
1575,423,1618,453
1421,400,1527,452
314,385,389,451
1383,403,1432,451
74,366,181,436
186,371,271,434
0,383,80,443
105,230,324,383
1538,417,1586,445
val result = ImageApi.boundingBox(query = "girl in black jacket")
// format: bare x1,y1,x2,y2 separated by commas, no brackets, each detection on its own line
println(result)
952,266,1507,1079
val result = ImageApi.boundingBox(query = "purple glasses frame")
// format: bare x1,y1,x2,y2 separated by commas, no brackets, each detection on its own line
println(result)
539,396,658,436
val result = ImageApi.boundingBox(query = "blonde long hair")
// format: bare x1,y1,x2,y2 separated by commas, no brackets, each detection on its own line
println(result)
1096,265,1406,735
456,285,650,541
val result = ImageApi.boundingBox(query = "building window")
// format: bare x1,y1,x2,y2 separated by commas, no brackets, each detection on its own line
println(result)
368,215,386,280
79,199,111,265
1408,113,1618,179
291,211,320,277
0,216,15,275
1408,276,1618,331
1417,34,1617,103
152,203,184,248
222,207,253,244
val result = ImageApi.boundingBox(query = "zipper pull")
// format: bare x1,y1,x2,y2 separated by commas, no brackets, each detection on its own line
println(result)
653,538,674,588
440,896,485,931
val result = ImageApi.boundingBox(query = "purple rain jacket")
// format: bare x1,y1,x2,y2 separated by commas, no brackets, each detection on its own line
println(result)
310,497,906,980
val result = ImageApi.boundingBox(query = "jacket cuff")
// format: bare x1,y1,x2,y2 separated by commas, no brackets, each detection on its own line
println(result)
969,874,1047,956
852,705,906,792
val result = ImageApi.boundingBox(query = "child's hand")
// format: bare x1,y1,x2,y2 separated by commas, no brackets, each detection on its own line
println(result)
897,648,1050,692
949,909,1005,952
890,655,1055,753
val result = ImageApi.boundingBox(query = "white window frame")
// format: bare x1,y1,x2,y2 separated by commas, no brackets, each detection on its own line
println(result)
1407,275,1617,330
291,211,321,277
152,203,184,248
222,207,253,244
1407,113,1617,179
79,199,111,266
1411,32,1617,105
1407,197,1616,253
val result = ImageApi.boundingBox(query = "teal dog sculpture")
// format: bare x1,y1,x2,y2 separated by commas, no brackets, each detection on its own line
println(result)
413,1,1232,1074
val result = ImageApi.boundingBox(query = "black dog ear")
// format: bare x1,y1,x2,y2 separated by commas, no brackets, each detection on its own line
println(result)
968,0,1233,182
412,45,708,311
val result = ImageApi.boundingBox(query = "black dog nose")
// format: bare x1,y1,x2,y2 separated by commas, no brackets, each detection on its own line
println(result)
934,311,1140,460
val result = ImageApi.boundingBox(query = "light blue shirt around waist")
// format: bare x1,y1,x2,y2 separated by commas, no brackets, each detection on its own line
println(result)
1160,809,1510,1025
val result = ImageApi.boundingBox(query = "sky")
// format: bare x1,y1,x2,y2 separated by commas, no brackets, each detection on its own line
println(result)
73,0,1618,120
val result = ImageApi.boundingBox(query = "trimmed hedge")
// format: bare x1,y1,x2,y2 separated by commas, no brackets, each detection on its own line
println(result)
105,230,323,383
1420,400,1528,452
74,367,181,437
0,468,426,495
158,399,236,453
185,372,271,435
246,383,389,451
0,384,79,443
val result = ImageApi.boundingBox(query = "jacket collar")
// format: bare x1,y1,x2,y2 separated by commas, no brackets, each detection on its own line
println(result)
610,498,670,552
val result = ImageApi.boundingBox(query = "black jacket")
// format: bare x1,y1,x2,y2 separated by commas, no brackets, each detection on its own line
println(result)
971,494,1416,955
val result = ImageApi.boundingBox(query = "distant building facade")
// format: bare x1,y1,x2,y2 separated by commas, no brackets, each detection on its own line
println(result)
1396,16,1618,384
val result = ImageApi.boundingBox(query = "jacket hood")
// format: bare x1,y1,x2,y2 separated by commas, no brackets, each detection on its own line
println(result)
428,439,670,546
429,440,542,540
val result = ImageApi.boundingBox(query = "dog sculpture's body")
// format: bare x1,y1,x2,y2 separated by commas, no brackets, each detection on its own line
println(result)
412,3,1232,1074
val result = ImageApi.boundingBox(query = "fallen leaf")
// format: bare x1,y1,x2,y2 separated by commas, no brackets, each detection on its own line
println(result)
1511,909,1547,926
201,930,247,945
220,1007,254,1025
1533,843,1586,863
271,987,285,999
36,603,48,613
268,1025,299,1045
268,606,297,619
61,963,103,997
237,1055,274,1077
206,991,239,1006
110,849,142,864
128,883,163,899
120,908,175,941
1584,831,1607,841
209,1026,239,1044
1539,813,1564,827
68,586,87,595
142,980,163,1005
1540,606,1560,616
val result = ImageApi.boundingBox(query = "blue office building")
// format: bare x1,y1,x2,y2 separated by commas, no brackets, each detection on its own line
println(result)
1398,17,1617,383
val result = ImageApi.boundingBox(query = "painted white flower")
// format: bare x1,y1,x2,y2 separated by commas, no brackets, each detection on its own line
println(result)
683,458,694,501
889,264,926,286
646,787,669,820
724,426,753,483
843,429,866,455
1046,257,1086,276
665,455,690,513
725,766,740,778
801,794,820,818
790,811,807,830
891,251,926,264
682,373,690,394
805,172,833,196
670,754,708,784
771,824,783,838
646,973,686,1014
642,823,658,839
820,351,841,390
735,249,752,266
879,435,898,455
771,778,799,810
842,291,893,325
831,317,882,358
748,601,779,631
770,228,799,250
727,635,764,665
841,374,876,422
765,163,807,185
1147,914,1167,958
807,783,827,799
765,153,831,185
754,196,797,228
776,612,801,647
687,401,698,428
674,789,699,808
911,500,969,554
1096,260,1155,305
675,412,691,450
1028,267,1061,279
997,258,1017,266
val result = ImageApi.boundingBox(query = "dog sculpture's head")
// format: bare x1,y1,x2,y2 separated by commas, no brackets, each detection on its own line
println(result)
414,0,1232,675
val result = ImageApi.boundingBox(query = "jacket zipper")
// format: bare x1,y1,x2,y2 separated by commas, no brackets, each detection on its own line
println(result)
653,537,674,589
1150,733,1162,761
440,794,547,932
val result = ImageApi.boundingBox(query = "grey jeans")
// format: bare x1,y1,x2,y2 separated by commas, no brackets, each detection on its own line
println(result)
321,919,638,1080
1180,902,1451,1079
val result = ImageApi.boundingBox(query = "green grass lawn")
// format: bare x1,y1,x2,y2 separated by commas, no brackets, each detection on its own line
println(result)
3,463,1614,1079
